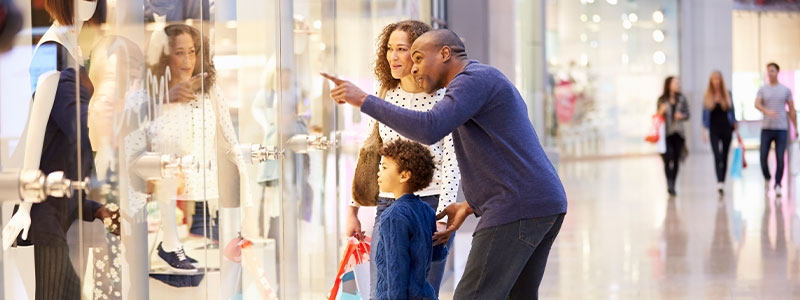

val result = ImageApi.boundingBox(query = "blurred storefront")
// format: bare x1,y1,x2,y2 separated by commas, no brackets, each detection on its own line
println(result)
545,0,680,157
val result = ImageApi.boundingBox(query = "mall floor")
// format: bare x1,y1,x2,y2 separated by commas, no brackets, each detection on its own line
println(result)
438,149,800,300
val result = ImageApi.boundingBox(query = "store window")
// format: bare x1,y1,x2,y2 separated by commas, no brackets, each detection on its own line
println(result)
1,0,431,299
545,0,680,156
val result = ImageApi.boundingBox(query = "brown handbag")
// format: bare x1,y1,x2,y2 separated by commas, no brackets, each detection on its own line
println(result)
351,87,388,206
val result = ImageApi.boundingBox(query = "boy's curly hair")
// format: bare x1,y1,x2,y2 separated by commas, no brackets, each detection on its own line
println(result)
379,140,435,192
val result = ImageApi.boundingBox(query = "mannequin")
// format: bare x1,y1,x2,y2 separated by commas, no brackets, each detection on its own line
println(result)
1,1,119,299
250,58,279,237
145,23,252,279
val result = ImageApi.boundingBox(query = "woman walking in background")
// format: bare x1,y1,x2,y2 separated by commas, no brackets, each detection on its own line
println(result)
657,76,690,195
702,71,737,195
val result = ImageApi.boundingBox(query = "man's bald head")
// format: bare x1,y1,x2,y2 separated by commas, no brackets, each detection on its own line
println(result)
415,29,467,58
409,29,469,94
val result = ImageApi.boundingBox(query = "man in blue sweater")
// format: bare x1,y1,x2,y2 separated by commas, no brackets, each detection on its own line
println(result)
323,29,567,299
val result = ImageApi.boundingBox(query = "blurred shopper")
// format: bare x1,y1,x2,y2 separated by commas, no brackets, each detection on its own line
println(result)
702,71,737,195
755,62,796,196
656,76,690,196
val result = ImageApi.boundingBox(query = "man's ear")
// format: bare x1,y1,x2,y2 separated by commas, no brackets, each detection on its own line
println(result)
440,46,452,63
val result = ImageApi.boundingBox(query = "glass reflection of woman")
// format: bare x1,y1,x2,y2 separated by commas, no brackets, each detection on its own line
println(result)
656,76,689,196
346,20,461,298
701,71,737,195
146,24,249,274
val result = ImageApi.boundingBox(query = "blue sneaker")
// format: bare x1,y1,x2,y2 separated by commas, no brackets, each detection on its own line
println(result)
157,243,198,274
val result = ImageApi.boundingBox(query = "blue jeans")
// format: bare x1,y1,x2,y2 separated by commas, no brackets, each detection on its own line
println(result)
760,129,788,186
369,195,454,299
454,213,565,300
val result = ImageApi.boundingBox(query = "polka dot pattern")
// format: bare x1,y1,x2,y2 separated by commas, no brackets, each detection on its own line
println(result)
351,87,461,215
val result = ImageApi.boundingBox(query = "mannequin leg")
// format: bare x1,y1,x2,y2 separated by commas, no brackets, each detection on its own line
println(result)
34,234,80,300
156,178,182,252
219,206,243,299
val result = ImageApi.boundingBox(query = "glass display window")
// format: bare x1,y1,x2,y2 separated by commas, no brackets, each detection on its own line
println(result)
1,0,431,299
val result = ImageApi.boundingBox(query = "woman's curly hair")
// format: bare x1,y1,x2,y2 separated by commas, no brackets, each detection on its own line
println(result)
373,20,432,90
380,140,435,192
148,24,216,91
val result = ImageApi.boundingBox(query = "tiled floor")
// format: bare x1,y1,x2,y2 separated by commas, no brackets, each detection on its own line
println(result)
439,150,800,299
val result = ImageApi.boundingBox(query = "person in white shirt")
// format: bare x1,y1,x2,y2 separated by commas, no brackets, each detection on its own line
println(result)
754,62,796,196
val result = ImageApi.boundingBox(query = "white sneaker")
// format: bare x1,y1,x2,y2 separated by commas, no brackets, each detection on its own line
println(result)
776,184,782,197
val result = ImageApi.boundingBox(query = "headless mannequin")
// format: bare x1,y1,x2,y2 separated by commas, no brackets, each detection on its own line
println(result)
3,0,98,250
250,58,279,237
0,2,120,299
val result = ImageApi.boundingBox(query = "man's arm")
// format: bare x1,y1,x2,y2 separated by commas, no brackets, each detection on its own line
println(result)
787,92,797,135
361,79,487,145
755,89,777,118
322,71,488,145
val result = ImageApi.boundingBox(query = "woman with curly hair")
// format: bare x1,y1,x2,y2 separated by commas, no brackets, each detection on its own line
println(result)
145,24,249,274
346,20,461,298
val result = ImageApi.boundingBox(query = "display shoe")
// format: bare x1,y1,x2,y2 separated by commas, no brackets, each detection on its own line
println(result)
157,243,198,274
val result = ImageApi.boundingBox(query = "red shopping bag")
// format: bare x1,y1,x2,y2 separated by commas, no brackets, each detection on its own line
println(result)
645,114,665,143
737,133,747,168
236,237,279,300
328,236,371,300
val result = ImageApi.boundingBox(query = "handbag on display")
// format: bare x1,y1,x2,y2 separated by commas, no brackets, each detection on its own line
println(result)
351,87,389,206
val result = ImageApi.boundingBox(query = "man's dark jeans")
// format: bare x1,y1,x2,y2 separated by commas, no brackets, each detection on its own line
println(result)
760,129,788,186
454,213,565,300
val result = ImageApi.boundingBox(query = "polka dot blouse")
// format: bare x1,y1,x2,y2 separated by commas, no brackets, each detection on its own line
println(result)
351,86,461,215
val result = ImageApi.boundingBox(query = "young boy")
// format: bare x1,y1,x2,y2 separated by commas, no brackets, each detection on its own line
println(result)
374,139,445,300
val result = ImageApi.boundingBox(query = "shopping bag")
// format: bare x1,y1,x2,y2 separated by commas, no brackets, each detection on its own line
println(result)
730,147,743,179
645,114,665,143
737,133,747,168
351,257,371,300
239,238,279,300
791,141,800,175
328,236,371,300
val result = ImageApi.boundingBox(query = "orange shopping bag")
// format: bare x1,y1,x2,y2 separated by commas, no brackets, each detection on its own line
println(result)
327,236,371,300
645,114,665,143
